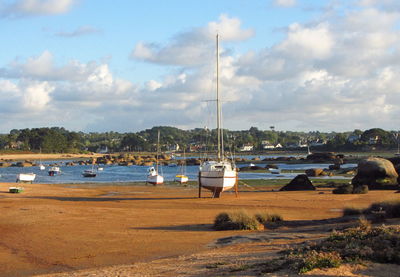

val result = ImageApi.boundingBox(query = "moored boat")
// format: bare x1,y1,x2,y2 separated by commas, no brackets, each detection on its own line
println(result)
16,173,36,183
48,166,60,176
198,34,238,198
146,130,164,185
82,169,97,177
147,167,164,185
9,187,24,193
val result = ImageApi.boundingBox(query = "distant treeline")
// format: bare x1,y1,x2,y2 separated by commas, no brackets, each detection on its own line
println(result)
0,126,398,153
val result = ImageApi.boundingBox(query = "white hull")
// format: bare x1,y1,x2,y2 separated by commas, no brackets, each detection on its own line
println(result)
199,161,237,192
39,164,45,170
175,175,189,184
147,174,164,185
17,173,36,182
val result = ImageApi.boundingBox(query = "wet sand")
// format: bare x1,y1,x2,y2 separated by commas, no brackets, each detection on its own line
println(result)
0,182,398,276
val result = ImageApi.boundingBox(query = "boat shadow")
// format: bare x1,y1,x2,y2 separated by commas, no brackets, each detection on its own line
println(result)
131,224,213,232
24,196,198,202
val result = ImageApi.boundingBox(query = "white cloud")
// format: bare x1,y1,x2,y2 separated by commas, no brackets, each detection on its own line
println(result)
273,0,297,8
277,23,334,59
22,80,53,110
54,25,101,38
131,14,254,66
1,0,76,17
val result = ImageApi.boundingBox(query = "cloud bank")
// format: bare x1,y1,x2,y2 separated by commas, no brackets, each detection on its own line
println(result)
1,1,400,132
0,0,76,17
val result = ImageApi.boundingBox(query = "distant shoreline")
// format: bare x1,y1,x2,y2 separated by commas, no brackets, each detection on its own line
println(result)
0,153,104,161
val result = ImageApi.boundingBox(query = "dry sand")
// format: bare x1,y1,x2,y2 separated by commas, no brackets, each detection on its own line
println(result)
0,182,398,276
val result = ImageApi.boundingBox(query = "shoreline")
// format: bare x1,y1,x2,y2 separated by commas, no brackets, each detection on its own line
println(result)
0,153,104,161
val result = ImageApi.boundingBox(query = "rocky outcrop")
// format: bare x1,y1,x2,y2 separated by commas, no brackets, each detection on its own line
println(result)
305,168,325,177
306,152,344,163
352,157,399,190
280,174,316,191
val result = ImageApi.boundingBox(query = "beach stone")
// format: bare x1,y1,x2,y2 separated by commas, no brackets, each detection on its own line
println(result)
16,162,33,167
329,164,340,170
305,168,324,177
306,152,339,163
280,174,316,191
0,162,12,167
352,157,399,189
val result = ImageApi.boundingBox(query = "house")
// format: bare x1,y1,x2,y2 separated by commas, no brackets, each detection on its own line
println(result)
347,134,360,143
239,144,254,152
168,143,180,152
275,143,283,149
97,146,109,154
368,136,379,145
262,140,275,149
309,139,326,147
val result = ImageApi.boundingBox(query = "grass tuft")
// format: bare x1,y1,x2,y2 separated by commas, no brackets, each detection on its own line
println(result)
255,212,283,224
213,210,261,231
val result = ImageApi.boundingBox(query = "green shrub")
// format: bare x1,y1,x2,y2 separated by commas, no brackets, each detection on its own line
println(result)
255,212,283,224
352,185,369,194
298,251,342,273
213,211,260,231
332,184,353,194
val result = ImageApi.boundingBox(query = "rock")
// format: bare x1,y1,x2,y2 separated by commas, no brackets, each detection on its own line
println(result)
15,162,32,167
305,168,324,177
306,152,340,163
266,164,278,169
329,164,340,170
352,157,399,190
280,174,316,191
0,162,12,167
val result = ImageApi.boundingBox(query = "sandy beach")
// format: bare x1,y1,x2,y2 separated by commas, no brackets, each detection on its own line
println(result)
0,182,399,276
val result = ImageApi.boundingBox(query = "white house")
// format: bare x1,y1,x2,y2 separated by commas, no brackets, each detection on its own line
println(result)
240,144,254,152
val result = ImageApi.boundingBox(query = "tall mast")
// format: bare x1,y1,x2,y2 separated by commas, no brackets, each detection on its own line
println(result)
156,130,160,173
216,34,222,161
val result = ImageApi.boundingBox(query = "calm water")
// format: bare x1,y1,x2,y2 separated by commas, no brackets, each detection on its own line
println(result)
0,160,356,184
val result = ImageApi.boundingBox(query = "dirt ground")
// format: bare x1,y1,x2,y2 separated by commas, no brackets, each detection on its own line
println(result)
0,182,398,276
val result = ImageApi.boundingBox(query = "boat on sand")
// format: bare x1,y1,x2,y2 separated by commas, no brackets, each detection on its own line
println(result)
198,34,238,198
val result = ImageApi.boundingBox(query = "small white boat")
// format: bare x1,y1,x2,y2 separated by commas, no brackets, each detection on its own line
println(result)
39,164,46,171
9,187,24,193
16,173,36,183
175,174,189,184
98,167,104,171
175,150,188,184
249,163,256,167
82,169,97,177
48,166,60,176
269,168,281,174
147,167,164,185
146,131,164,185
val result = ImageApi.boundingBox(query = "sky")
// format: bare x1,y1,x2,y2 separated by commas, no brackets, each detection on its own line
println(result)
1,0,400,133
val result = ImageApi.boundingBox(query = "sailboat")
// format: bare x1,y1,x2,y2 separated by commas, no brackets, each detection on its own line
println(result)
146,130,164,185
198,34,238,198
38,148,45,170
16,173,36,183
175,149,188,184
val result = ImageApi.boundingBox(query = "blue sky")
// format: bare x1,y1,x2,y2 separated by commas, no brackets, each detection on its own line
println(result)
1,0,400,133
